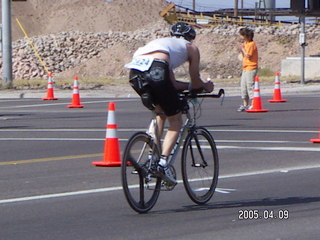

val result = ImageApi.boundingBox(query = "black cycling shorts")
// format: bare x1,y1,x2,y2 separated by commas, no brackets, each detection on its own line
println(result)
129,59,183,116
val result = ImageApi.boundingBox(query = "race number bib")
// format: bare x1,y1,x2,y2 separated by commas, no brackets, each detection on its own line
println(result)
125,56,154,72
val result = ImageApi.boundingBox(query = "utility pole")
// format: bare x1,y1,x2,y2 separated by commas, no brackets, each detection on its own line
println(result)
234,0,239,17
300,15,306,85
192,0,195,11
1,0,13,88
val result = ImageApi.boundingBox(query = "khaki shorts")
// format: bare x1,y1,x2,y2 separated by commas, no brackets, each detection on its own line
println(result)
240,69,258,100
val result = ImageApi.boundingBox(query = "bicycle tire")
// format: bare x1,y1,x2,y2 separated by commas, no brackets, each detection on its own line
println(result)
121,132,161,213
181,127,219,205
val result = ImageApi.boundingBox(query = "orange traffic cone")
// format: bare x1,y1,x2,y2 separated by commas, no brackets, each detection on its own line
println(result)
310,127,320,143
246,76,268,113
43,72,58,100
92,102,121,167
67,76,84,108
268,72,287,103
310,137,320,143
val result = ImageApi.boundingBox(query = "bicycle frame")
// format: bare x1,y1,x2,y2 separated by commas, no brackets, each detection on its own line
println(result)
146,97,201,168
146,89,224,167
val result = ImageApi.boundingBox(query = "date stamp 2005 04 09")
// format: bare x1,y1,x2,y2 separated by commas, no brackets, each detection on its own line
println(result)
238,209,289,220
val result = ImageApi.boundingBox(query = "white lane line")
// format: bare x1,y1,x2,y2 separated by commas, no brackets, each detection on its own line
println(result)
209,129,318,134
0,187,123,204
0,99,34,103
0,138,302,143
220,164,320,178
0,138,312,148
217,140,298,143
0,138,106,141
0,99,135,109
0,129,106,132
0,128,317,133
4,138,320,152
1,164,320,205
0,137,317,151
217,145,320,152
215,188,237,194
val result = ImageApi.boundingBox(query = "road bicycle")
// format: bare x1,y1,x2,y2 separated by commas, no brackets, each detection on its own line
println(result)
121,89,225,213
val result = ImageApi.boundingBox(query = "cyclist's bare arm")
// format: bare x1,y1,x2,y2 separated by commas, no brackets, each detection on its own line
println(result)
170,70,214,93
170,43,214,92
187,43,214,93
170,70,189,90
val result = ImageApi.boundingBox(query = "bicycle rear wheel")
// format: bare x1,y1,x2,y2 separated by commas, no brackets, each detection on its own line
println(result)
181,127,219,205
121,132,161,213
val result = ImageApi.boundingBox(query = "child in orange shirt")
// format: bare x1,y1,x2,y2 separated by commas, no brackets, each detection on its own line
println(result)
237,28,258,112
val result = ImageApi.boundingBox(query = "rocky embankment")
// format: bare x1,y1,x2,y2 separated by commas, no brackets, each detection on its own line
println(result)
7,21,170,80
2,22,320,81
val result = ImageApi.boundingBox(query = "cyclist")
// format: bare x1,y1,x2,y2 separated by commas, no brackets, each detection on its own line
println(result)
125,22,214,185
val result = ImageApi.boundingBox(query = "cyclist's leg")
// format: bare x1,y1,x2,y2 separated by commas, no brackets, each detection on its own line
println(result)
154,106,166,140
143,59,182,158
155,112,181,186
150,89,183,158
161,112,182,157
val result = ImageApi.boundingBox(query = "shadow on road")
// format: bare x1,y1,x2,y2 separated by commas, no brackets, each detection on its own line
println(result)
153,196,320,214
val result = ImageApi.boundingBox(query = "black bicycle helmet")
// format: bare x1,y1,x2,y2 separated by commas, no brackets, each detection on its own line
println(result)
170,22,196,40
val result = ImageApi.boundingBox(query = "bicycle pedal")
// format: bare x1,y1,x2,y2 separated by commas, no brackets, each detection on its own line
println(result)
161,181,177,191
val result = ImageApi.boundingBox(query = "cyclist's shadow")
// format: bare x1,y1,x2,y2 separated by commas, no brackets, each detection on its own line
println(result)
152,196,320,214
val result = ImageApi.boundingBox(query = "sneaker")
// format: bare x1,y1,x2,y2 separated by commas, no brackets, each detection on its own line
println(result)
237,105,246,112
156,164,177,186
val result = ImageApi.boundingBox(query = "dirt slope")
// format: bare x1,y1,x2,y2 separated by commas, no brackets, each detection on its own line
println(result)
7,0,320,82
11,0,167,40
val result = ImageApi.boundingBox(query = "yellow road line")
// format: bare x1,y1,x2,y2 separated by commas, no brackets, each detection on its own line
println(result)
0,153,103,166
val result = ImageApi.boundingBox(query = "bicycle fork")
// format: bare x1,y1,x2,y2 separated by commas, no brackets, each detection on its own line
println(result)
188,130,208,168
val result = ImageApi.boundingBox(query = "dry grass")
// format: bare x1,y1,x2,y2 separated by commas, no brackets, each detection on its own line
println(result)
4,76,128,89
0,74,307,90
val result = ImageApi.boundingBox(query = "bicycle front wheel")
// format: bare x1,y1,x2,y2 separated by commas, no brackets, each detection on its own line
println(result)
121,132,161,213
181,127,219,205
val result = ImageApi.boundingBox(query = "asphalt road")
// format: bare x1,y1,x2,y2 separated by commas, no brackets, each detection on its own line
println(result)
0,91,320,240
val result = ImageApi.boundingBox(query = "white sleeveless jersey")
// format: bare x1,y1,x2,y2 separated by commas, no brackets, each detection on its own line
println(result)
133,37,190,69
